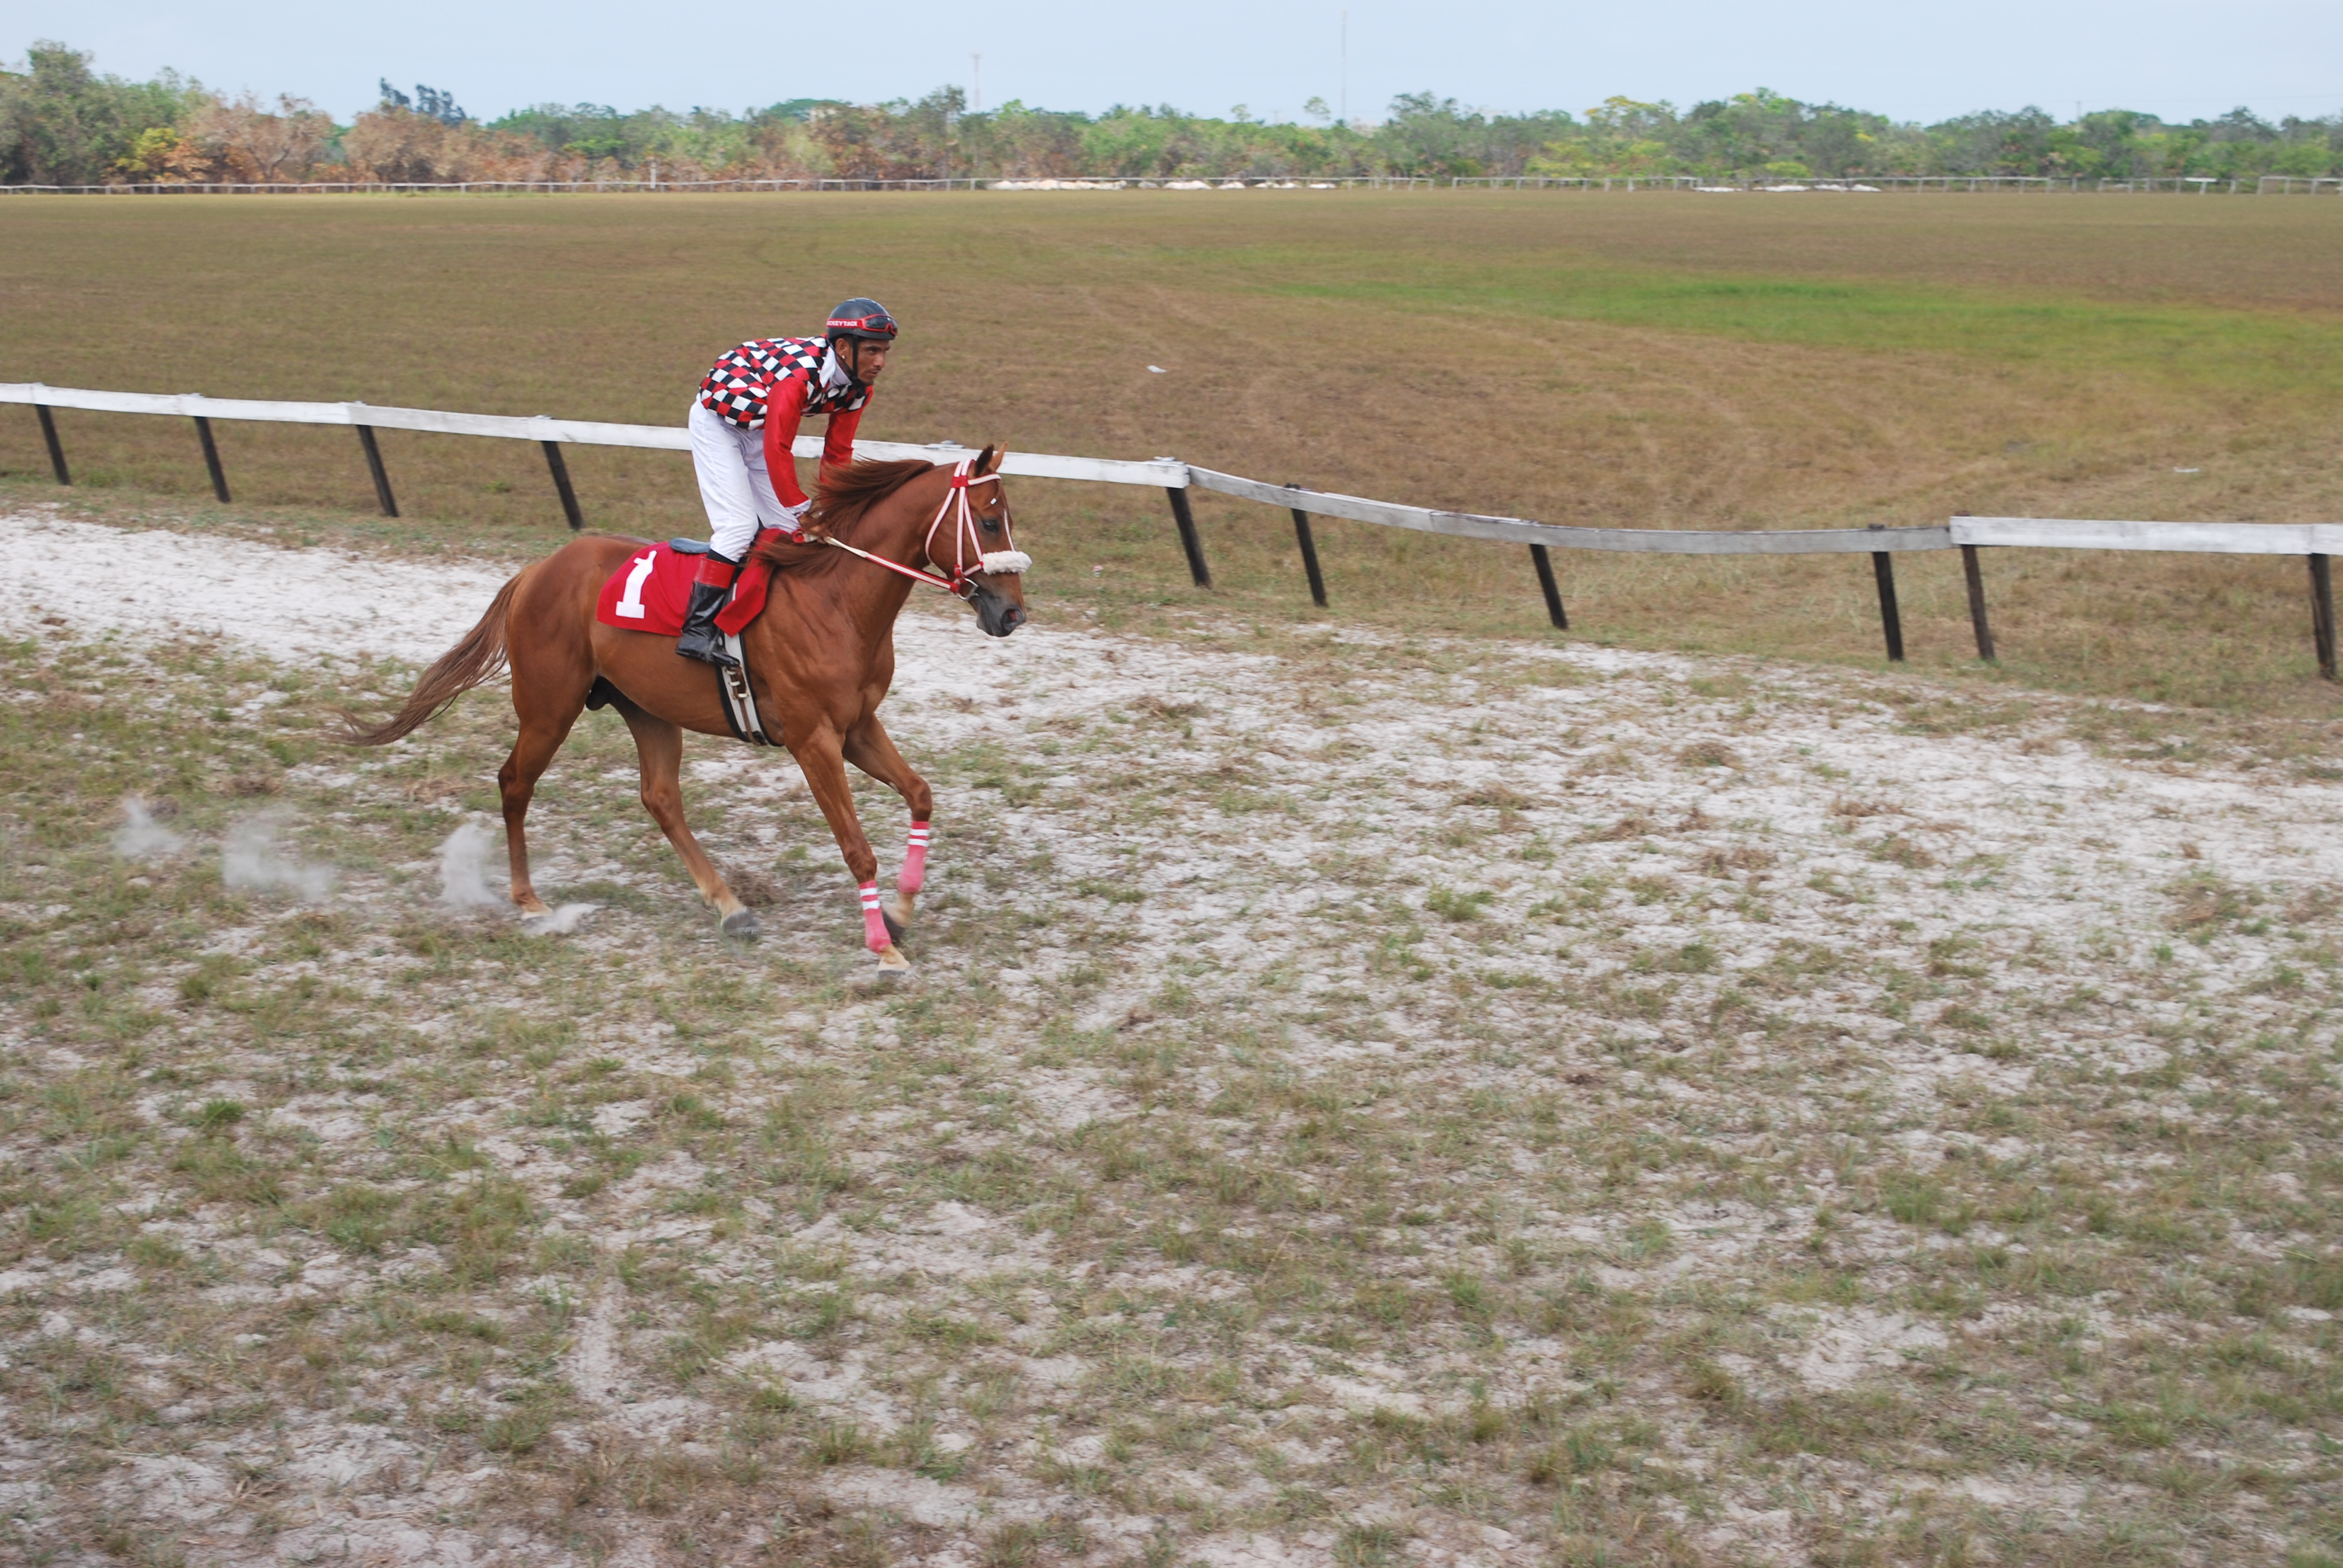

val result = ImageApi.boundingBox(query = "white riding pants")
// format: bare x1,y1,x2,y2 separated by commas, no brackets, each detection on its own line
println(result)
688,400,800,560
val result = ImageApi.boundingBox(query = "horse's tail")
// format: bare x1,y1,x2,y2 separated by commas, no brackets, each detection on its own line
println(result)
341,569,526,746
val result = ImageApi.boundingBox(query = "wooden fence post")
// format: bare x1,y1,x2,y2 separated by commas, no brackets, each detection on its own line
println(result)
2310,553,2336,681
35,404,70,485
1530,544,1568,629
193,416,230,503
1164,484,1210,588
355,425,399,517
1960,544,1994,662
1870,549,1905,661
1288,483,1327,607
541,440,584,529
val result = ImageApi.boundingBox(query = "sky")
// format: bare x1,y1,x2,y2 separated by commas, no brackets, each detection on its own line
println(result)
4,0,2338,127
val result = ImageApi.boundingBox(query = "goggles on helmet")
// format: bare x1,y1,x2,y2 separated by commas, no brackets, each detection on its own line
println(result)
826,309,898,340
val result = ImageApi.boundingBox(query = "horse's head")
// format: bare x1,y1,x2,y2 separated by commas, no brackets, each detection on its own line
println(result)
944,446,1027,639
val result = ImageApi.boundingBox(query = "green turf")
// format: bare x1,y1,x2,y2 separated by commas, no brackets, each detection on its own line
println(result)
3,192,2342,716
1274,265,2343,393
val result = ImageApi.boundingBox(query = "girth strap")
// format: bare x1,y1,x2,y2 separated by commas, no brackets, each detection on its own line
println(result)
714,632,776,746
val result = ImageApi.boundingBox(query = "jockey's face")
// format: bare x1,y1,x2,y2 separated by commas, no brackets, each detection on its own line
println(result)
841,338,891,383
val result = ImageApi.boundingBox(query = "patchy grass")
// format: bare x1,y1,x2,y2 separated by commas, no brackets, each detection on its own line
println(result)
3,521,2343,1563
3,193,2343,713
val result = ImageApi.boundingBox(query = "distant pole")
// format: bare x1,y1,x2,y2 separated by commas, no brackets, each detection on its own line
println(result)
194,414,230,503
355,425,398,517
1287,483,1328,607
541,440,584,530
1961,545,1996,662
1871,550,1904,662
972,54,981,114
1164,484,1210,588
2311,553,2336,681
1529,544,1568,629
35,403,69,485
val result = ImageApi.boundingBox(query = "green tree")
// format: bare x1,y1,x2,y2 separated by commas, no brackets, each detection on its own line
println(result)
0,40,203,185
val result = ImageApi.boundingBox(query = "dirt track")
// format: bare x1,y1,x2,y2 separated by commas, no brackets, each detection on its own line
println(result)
5,508,2341,1566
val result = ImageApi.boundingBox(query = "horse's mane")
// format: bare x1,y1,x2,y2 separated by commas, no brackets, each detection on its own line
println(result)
750,459,936,576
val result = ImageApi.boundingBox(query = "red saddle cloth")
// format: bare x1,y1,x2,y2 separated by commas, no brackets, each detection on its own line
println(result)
594,529,782,638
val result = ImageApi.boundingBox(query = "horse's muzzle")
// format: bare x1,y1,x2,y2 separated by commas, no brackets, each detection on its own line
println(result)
972,586,1025,638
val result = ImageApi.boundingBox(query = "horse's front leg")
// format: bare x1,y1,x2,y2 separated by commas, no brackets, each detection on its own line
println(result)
790,724,908,971
842,715,934,942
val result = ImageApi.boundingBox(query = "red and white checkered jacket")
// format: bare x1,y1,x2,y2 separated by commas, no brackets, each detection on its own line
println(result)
698,336,870,429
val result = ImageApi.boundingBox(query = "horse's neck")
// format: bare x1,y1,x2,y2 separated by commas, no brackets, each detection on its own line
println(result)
828,476,942,647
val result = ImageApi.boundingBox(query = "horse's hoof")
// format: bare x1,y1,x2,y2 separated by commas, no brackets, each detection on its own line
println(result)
517,895,552,917
874,944,910,973
721,909,761,939
881,906,907,946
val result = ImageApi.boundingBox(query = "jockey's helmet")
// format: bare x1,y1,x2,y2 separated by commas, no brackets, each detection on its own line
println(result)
825,299,899,344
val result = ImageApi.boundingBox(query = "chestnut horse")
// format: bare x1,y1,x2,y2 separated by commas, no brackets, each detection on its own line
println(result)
345,448,1027,970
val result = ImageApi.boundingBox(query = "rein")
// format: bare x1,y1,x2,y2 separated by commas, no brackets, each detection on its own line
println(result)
821,456,1029,600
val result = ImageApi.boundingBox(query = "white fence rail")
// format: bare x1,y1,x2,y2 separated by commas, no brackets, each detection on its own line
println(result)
4,381,2336,676
1955,517,2343,555
0,383,1182,486
1189,468,1951,554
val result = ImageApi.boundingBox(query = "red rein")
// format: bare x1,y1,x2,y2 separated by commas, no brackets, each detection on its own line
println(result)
822,457,1024,600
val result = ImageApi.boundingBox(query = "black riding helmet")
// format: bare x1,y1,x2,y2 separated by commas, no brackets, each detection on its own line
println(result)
825,298,896,390
825,298,899,345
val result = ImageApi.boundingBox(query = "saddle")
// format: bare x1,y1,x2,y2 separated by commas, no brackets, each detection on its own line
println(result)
590,533,785,746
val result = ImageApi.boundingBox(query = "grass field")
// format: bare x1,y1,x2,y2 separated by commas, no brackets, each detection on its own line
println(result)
5,506,2343,1565
2,191,2343,714
5,192,2343,1566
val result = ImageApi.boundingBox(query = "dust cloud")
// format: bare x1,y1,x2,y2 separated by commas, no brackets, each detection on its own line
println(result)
111,797,183,861
436,820,506,909
221,813,336,903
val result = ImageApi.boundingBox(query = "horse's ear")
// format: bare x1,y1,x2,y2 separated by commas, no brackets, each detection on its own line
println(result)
975,444,1002,476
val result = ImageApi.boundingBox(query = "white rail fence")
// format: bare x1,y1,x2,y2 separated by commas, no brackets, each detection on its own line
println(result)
4,381,2335,678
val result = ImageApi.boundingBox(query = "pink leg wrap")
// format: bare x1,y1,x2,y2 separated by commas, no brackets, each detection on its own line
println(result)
858,880,890,952
899,821,931,897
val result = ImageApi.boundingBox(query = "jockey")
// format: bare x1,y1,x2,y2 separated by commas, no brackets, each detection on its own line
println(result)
676,298,899,665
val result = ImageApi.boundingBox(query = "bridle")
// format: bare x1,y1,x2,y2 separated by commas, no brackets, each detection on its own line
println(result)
819,456,1029,601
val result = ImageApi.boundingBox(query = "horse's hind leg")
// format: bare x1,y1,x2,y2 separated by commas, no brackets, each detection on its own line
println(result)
500,699,585,917
620,707,755,936
843,715,934,939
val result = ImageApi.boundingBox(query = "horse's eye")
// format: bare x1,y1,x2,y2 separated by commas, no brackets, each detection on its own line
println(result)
980,517,1001,535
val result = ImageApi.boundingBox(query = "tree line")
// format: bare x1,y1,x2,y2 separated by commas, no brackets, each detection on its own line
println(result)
4,40,2338,187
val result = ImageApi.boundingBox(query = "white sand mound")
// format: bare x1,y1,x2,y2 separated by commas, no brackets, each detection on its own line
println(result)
0,512,512,665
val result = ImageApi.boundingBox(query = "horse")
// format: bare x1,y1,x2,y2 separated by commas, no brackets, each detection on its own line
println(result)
343,447,1028,971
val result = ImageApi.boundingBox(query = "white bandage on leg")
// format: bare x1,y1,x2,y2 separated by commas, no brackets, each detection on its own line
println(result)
688,400,805,560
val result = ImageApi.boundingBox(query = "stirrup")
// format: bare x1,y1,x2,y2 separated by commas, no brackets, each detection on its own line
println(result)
677,633,737,668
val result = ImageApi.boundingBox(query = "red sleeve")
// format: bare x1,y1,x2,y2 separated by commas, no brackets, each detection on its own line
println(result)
760,374,811,507
819,401,865,485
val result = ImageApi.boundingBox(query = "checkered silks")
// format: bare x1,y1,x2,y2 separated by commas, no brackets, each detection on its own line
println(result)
695,336,871,429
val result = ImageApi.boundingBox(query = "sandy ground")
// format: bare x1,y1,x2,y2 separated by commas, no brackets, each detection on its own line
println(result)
9,508,2332,958
5,507,2341,1566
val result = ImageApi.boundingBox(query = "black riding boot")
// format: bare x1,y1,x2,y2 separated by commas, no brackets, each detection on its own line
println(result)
674,559,740,667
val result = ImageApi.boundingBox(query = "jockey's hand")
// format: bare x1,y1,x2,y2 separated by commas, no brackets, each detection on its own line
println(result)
782,499,813,535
